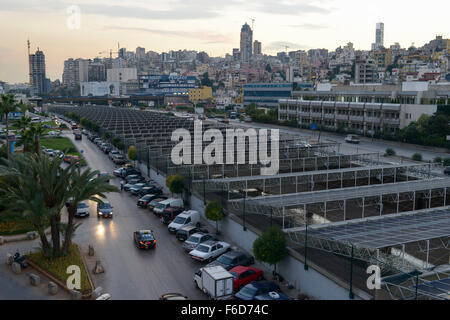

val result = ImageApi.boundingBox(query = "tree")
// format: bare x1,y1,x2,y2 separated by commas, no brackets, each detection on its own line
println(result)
412,153,423,162
128,145,137,165
166,174,184,196
385,148,396,156
0,94,19,159
205,201,224,234
253,227,287,273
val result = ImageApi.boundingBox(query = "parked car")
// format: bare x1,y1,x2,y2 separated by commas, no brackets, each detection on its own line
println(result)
109,150,121,160
153,198,184,216
74,132,82,140
137,194,163,208
148,197,169,212
103,145,112,154
63,154,73,163
133,230,156,249
138,186,163,198
124,179,144,192
120,167,140,178
113,167,125,177
125,174,145,183
129,183,151,196
160,206,185,224
345,134,360,144
97,202,113,219
175,226,209,242
205,250,255,271
444,167,450,175
182,233,217,252
75,202,89,218
189,241,231,263
113,155,127,165
234,281,281,300
168,210,201,233
229,266,264,292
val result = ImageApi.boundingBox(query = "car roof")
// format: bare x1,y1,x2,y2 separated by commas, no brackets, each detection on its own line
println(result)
202,240,217,246
180,225,197,231
137,230,153,234
223,250,246,258
230,266,254,273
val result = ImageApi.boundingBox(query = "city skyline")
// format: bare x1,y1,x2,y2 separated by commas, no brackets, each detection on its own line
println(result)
1,0,450,83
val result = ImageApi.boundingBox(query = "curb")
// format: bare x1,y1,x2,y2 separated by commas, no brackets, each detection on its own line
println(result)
26,245,95,299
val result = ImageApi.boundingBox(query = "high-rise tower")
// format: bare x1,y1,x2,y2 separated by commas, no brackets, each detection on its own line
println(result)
240,23,253,62
29,47,47,95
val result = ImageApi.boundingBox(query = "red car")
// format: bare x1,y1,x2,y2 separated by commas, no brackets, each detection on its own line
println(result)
229,266,264,292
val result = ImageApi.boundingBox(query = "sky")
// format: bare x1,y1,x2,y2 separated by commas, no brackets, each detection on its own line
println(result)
0,0,449,83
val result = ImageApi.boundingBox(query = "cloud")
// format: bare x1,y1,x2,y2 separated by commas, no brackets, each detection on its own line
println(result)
104,26,234,44
0,0,226,20
265,41,309,52
285,23,329,30
0,0,330,20
249,0,330,15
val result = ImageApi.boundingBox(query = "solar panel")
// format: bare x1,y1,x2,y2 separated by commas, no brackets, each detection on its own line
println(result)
294,209,450,249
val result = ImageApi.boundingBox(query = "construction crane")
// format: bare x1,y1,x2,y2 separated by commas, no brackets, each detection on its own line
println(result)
98,48,119,68
249,18,255,30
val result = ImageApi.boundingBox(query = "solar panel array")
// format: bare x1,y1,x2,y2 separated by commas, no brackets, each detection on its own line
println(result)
302,209,450,249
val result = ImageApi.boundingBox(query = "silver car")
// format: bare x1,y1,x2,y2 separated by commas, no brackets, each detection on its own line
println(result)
182,233,217,252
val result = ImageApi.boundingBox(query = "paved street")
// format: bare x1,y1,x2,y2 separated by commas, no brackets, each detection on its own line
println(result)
229,119,450,162
65,132,207,299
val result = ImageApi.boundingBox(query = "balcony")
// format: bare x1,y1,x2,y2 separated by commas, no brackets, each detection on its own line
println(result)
382,104,401,111
336,114,349,121
383,118,400,126
349,116,364,122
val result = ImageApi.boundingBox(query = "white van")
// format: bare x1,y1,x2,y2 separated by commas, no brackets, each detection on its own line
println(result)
153,198,184,216
168,210,201,233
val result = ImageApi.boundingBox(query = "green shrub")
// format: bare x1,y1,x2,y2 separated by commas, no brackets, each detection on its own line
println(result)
385,148,396,156
434,157,443,164
412,153,423,161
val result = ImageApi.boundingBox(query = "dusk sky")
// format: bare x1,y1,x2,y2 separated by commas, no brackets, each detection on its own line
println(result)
1,0,449,83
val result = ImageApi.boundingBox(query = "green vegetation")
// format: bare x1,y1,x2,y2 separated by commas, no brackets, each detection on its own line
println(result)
166,174,184,196
253,227,287,272
205,201,224,234
128,145,137,161
27,243,92,294
41,137,78,154
412,153,423,161
245,103,278,124
385,148,396,156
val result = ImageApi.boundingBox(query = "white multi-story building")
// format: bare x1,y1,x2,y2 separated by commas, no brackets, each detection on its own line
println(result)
80,81,120,96
278,99,437,134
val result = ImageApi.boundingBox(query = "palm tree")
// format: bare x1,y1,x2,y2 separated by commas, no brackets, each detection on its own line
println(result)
28,123,46,154
0,154,56,256
0,94,19,158
63,168,118,254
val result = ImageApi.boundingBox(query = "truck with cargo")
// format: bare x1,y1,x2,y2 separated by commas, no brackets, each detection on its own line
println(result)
194,266,234,300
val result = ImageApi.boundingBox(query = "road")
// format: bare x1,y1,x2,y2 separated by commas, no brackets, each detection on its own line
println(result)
229,119,450,162
65,132,207,299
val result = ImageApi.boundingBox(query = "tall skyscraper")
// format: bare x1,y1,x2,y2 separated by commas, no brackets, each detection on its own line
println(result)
136,47,146,61
240,23,253,62
253,40,262,56
375,22,384,49
29,48,47,95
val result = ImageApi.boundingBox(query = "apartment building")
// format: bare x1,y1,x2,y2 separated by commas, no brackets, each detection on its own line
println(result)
278,99,437,134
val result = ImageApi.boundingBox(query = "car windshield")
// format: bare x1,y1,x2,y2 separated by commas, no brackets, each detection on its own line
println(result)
187,235,200,243
173,216,186,224
142,195,152,200
196,245,209,253
98,203,111,209
229,271,238,279
78,203,88,208
238,286,257,298
217,255,234,265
